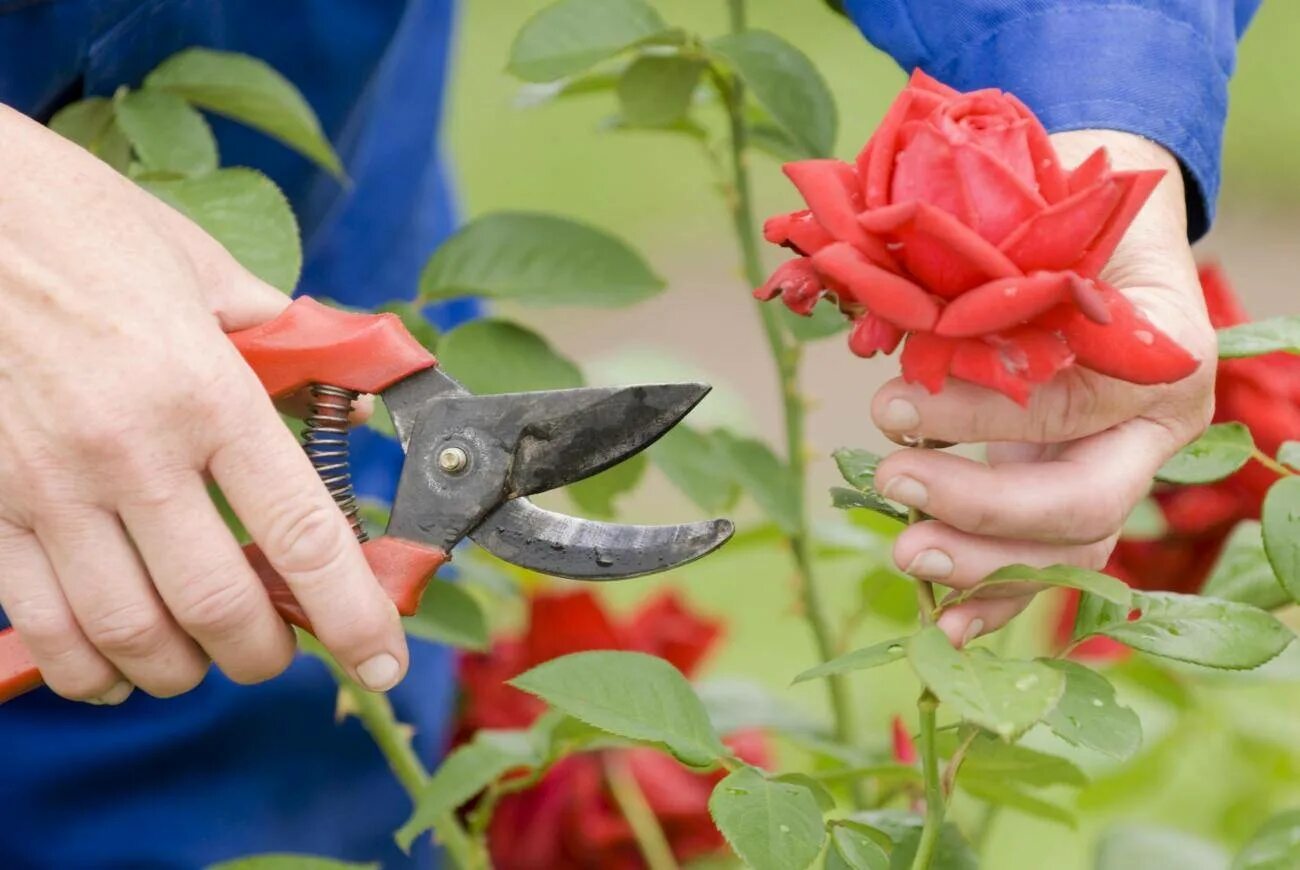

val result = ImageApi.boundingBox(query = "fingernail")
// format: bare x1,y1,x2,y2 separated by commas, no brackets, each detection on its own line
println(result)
881,474,928,509
904,549,953,580
96,681,134,706
879,397,920,432
357,654,401,692
961,619,986,648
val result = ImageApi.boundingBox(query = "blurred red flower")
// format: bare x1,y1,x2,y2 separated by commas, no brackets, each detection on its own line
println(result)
1059,263,1300,658
456,589,768,869
756,69,1197,405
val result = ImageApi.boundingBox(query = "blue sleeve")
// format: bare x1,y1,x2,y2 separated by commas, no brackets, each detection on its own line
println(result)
841,0,1262,240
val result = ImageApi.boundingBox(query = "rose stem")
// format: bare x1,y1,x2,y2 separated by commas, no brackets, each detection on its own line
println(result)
605,754,682,870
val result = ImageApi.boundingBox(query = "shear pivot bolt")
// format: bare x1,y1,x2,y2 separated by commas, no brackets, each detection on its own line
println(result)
438,447,469,474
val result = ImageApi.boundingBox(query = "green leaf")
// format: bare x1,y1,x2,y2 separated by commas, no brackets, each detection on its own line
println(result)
209,857,377,870
853,810,978,870
826,824,890,870
830,487,908,523
857,567,919,626
435,318,583,394
906,627,1065,739
947,730,1087,788
401,581,489,651
116,89,217,177
396,729,541,850
1202,521,1290,610
1217,317,1300,359
959,778,1077,828
420,212,663,307
1121,497,1169,541
145,48,342,176
617,54,704,127
650,425,739,514
140,169,301,291
510,650,727,766
1278,441,1300,471
1095,826,1230,870
1156,423,1255,484
1040,660,1142,760
1078,590,1294,670
1233,810,1300,869
1263,476,1300,604
777,301,848,341
792,636,908,684
714,431,800,534
694,677,821,737
508,0,675,83
958,564,1132,608
567,451,648,518
709,30,837,158
516,70,623,108
749,121,816,163
833,448,883,491
708,766,826,870
48,97,132,171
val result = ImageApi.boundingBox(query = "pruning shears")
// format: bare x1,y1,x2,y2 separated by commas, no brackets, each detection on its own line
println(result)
0,298,733,702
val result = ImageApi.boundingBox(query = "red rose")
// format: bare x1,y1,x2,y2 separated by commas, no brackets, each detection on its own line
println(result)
890,714,917,766
1054,264,1300,658
455,589,770,869
756,70,1198,405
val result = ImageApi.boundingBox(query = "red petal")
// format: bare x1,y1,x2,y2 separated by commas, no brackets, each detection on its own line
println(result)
848,313,904,358
951,142,1046,244
1072,169,1165,278
1069,147,1111,194
1197,262,1250,329
991,325,1075,382
891,715,918,765
626,591,722,677
1005,92,1068,203
754,257,825,316
858,90,915,209
907,68,960,97
1069,274,1112,324
998,179,1124,273
935,272,1072,337
783,160,898,269
900,332,959,393
1046,281,1200,384
525,591,623,665
763,209,834,256
891,124,976,227
949,339,1032,405
811,243,939,331
864,201,1022,299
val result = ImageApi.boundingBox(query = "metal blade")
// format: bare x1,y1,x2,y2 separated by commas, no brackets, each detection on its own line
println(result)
469,498,734,580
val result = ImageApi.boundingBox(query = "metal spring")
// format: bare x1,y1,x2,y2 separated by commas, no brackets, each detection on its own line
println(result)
303,383,368,542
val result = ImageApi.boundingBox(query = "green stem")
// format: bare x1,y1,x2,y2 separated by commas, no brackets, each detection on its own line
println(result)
720,0,863,795
910,692,945,870
605,755,682,870
1253,448,1295,478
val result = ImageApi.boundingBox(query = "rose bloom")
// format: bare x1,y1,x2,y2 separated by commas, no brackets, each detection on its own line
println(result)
757,70,1197,404
455,590,768,869
1058,264,1300,658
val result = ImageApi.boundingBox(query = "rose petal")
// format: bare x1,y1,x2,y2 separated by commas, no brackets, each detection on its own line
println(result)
1068,147,1111,194
949,339,1032,405
934,272,1073,337
525,591,623,665
1044,281,1200,384
811,242,940,331
992,325,1075,382
754,257,825,316
1072,169,1165,278
998,178,1124,273
891,123,976,227
1069,274,1112,324
900,331,959,393
1197,262,1250,329
858,90,915,208
891,715,918,765
848,313,904,358
951,141,1047,244
907,68,960,97
1005,93,1069,203
763,209,834,256
784,159,899,269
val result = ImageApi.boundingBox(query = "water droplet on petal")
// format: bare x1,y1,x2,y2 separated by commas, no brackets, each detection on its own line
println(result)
1092,698,1105,708
1134,329,1154,345
1015,674,1039,691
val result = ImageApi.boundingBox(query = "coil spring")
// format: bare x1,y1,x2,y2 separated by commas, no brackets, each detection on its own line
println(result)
303,383,368,542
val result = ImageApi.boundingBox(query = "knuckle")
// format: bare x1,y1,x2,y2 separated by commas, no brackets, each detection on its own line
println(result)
223,639,295,686
172,568,264,639
11,599,80,654
262,500,351,578
45,669,120,703
83,601,171,659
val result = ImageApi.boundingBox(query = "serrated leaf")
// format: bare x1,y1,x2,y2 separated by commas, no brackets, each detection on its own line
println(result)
1157,423,1255,484
1262,476,1300,604
1217,317,1300,359
708,766,826,870
140,169,301,291
710,30,837,158
508,0,675,83
826,824,890,870
906,627,1065,739
395,729,541,850
1078,590,1293,670
510,650,727,766
792,636,908,684
617,54,704,127
420,212,663,307
853,810,978,870
650,425,739,514
401,581,488,651
1277,441,1300,471
116,89,217,176
435,318,583,394
209,857,378,870
566,451,648,518
145,48,342,176
959,564,1132,608
1095,826,1230,870
830,487,908,523
48,97,131,170
833,448,883,490
1202,520,1290,609
714,431,800,534
1233,810,1300,870
1041,660,1142,760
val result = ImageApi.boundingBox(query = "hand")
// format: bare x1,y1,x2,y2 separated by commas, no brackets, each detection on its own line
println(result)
870,131,1216,646
0,105,408,703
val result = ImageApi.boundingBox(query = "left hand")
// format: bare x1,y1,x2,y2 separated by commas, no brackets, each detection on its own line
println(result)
870,131,1217,646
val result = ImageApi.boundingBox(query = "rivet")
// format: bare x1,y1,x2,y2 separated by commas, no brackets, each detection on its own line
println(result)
437,447,468,474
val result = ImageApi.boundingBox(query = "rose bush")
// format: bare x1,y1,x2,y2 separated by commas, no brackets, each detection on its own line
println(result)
756,70,1198,404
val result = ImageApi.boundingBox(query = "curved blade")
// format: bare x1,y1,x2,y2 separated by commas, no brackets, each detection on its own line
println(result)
469,498,734,580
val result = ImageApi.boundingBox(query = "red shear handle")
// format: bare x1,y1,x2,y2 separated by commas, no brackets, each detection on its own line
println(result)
230,297,437,398
0,537,448,703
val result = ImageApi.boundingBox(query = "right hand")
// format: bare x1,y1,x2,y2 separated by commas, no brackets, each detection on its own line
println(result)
0,104,409,704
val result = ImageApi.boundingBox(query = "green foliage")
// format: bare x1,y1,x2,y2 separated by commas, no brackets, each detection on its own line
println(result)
1202,520,1291,609
507,0,678,83
708,766,827,870
1216,317,1300,359
1157,423,1256,484
949,563,1132,609
714,431,801,533
401,580,489,651
792,636,908,684
617,54,705,126
854,810,979,870
49,97,132,171
649,425,741,513
830,448,908,523
419,212,664,307
1233,810,1300,869
1277,441,1300,471
1040,660,1142,760
1094,826,1231,870
116,89,218,177
826,823,891,870
566,451,649,518
1262,476,1300,604
434,318,583,394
